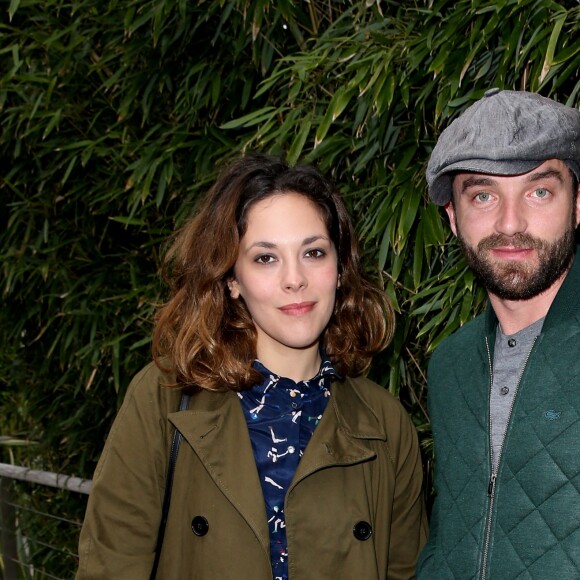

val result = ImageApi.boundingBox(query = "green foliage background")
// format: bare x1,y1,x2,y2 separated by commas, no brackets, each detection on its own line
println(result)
0,0,579,572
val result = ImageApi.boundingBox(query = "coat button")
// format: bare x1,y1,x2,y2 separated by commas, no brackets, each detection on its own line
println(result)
353,520,372,541
191,516,209,536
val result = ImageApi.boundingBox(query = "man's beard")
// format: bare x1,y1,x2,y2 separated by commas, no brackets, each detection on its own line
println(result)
457,225,576,301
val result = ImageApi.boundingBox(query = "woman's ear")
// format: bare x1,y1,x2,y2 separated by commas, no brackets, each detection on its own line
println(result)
227,278,240,299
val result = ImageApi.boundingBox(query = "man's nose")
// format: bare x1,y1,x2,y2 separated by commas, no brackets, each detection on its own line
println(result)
494,197,527,236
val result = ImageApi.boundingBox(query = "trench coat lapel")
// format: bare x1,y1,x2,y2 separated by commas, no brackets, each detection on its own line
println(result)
290,377,385,489
168,390,269,552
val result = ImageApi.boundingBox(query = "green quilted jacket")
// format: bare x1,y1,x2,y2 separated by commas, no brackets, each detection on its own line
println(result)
417,249,580,579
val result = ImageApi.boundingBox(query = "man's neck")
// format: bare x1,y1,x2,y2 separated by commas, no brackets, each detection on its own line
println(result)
488,269,569,335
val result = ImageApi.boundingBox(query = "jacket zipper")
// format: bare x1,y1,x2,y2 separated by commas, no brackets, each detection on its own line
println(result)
480,336,537,580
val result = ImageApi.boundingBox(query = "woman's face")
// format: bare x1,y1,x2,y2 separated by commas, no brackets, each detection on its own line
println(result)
229,192,339,368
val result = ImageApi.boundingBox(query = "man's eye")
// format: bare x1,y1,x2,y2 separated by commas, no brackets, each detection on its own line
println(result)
532,187,550,199
475,192,491,203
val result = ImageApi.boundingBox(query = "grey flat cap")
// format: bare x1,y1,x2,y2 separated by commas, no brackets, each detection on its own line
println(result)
426,88,580,205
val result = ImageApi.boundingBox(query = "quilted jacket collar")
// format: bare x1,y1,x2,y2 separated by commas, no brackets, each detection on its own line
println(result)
484,245,580,338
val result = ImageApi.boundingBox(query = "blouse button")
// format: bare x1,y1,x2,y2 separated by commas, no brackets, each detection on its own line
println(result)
353,520,372,541
191,516,209,536
507,338,517,347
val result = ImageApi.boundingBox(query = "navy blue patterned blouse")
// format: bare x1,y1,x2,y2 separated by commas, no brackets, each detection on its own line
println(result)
238,357,339,580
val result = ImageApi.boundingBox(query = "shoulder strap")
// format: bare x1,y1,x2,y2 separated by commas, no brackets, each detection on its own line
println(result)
149,391,191,580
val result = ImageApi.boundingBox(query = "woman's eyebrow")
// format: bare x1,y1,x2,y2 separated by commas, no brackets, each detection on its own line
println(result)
302,235,330,246
246,235,330,251
247,241,277,250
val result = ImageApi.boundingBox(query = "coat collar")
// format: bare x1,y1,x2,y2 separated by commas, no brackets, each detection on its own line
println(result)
168,389,269,552
289,376,385,492
327,376,387,440
168,376,385,548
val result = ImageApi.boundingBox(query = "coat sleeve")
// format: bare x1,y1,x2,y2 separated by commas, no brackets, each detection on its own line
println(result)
76,363,178,580
387,405,429,580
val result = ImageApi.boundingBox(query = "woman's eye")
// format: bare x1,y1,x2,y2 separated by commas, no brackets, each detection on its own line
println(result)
255,254,275,264
305,249,325,259
532,187,550,199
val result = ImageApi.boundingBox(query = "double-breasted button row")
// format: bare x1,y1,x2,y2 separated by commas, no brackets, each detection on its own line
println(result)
191,515,372,541
191,516,209,536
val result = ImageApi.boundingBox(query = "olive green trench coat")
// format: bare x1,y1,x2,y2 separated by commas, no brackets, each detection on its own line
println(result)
77,363,427,579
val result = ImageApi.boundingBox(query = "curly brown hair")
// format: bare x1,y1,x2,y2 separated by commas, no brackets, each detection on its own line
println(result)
153,154,394,390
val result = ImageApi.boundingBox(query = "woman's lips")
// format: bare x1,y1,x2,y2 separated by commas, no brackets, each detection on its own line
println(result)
279,301,316,316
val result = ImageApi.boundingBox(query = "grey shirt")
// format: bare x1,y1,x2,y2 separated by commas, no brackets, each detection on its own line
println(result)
490,317,545,471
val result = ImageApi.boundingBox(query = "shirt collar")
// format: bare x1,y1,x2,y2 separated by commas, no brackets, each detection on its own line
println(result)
252,354,340,393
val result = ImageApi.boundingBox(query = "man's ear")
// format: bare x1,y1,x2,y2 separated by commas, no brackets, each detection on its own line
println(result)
575,183,580,228
444,201,458,236
227,278,240,299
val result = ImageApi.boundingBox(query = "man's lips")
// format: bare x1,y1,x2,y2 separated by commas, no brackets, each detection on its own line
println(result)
279,301,316,316
489,246,535,259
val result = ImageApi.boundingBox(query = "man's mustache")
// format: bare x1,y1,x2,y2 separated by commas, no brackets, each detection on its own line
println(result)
478,233,544,252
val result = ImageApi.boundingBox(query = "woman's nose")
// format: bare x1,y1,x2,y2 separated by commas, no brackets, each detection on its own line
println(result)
282,262,307,291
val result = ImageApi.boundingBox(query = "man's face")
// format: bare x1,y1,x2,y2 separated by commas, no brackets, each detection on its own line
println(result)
446,159,580,300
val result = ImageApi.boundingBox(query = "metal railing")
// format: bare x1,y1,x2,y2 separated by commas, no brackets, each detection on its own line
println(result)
0,463,92,580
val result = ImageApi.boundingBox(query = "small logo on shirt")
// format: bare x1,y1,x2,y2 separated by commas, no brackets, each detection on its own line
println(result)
543,410,561,421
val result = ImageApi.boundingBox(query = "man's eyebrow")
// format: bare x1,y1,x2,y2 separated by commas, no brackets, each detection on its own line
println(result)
526,169,564,184
459,176,497,193
458,168,565,194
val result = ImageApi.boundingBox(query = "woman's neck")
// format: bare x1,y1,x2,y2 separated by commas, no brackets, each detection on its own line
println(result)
257,343,322,382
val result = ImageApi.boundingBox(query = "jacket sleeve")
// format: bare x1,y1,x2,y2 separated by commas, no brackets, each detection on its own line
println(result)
76,363,178,580
415,493,439,577
387,406,429,580
415,355,440,579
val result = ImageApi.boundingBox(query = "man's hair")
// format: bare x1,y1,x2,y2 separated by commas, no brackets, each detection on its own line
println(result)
152,154,394,390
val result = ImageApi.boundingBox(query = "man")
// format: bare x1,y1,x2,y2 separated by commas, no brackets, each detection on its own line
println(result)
417,88,580,579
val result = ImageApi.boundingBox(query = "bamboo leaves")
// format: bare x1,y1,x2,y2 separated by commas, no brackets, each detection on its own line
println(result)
8,0,21,21
0,4,578,545
315,87,356,147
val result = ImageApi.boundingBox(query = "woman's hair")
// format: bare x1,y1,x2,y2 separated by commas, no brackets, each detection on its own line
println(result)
153,153,394,390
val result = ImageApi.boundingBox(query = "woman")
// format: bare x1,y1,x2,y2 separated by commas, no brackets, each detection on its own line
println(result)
77,154,427,579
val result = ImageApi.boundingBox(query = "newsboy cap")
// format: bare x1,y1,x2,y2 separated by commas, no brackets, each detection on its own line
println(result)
426,88,580,205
